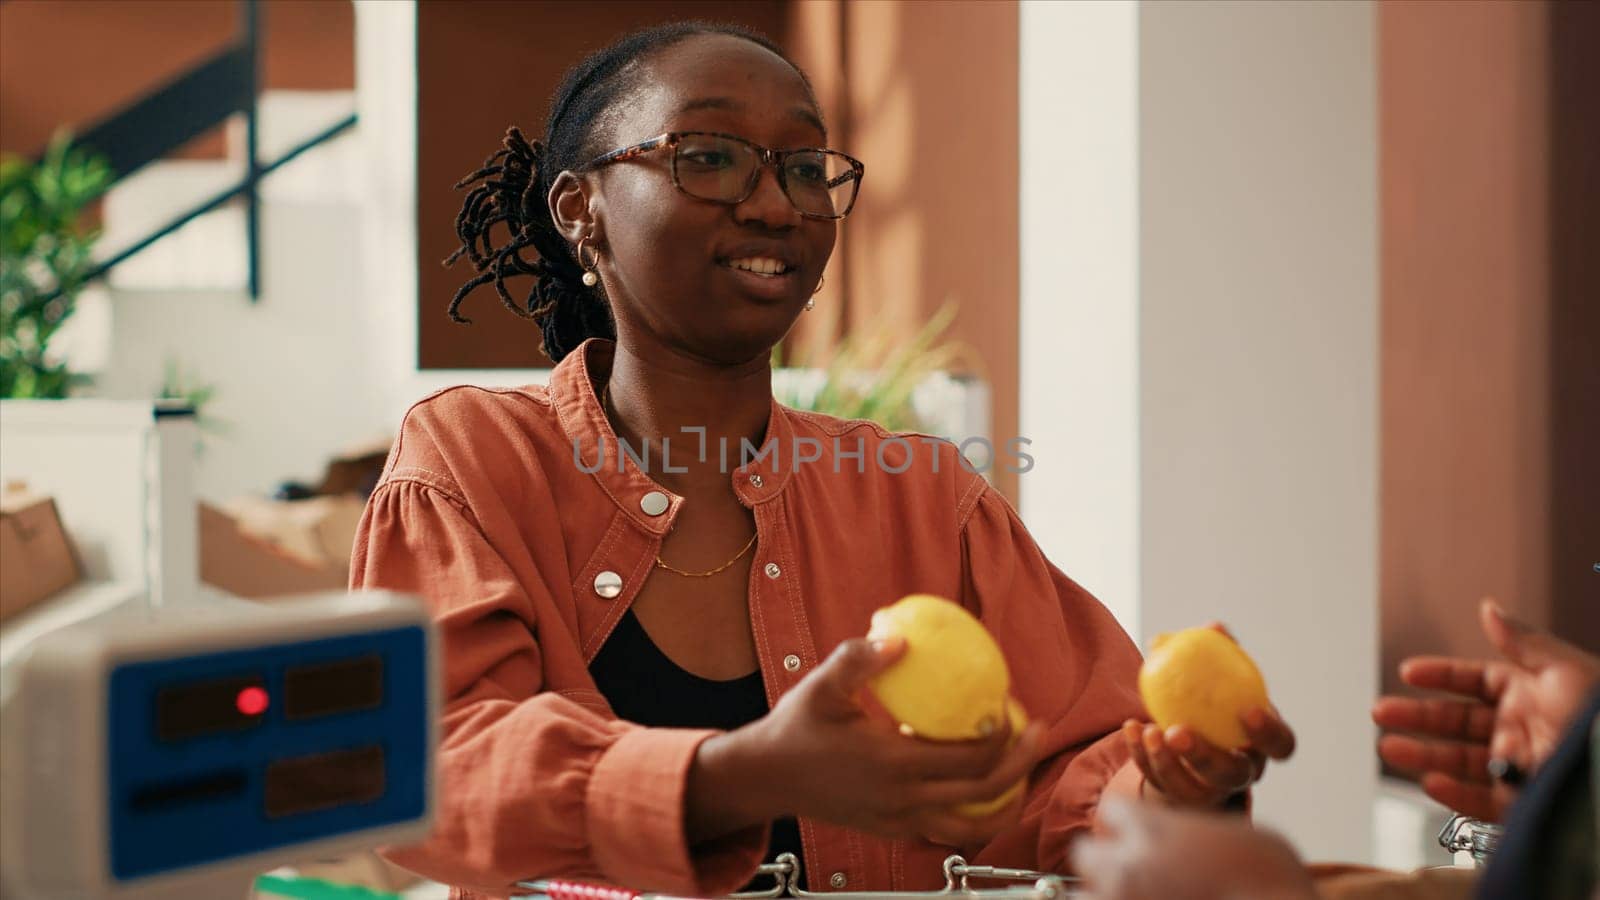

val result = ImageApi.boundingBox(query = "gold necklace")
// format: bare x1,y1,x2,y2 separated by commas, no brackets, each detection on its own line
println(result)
655,531,759,577
603,380,759,578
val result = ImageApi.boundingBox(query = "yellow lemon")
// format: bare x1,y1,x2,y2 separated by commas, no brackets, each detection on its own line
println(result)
1138,627,1270,750
952,696,1031,818
866,594,1010,740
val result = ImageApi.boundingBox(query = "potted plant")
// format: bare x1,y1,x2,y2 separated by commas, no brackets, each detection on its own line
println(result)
771,300,984,432
0,133,111,399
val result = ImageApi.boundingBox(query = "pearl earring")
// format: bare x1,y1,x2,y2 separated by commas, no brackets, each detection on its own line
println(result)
576,236,601,287
804,297,815,311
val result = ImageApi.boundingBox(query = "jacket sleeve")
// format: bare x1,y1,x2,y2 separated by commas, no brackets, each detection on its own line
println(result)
956,480,1149,874
350,470,767,897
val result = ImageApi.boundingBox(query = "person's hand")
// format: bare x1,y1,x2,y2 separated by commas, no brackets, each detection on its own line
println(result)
1372,598,1600,821
737,637,1047,848
1120,624,1296,807
1070,797,1316,900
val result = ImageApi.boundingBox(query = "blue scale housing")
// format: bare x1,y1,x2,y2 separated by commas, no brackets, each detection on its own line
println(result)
105,626,428,880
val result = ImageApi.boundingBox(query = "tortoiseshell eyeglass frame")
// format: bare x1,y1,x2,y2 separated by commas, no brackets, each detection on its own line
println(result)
579,131,866,220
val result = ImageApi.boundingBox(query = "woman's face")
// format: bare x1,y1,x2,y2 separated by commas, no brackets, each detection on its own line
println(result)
566,34,837,366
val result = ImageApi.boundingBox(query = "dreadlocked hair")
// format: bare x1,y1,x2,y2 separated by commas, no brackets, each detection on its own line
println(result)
444,21,814,364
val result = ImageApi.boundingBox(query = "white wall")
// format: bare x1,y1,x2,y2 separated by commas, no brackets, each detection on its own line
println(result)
1019,0,1142,639
91,2,539,503
97,197,393,503
1021,0,1378,863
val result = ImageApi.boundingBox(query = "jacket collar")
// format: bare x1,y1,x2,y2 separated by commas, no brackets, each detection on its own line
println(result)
549,338,797,534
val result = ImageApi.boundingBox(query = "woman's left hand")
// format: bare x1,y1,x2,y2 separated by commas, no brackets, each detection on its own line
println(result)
1119,624,1297,807
1120,706,1295,806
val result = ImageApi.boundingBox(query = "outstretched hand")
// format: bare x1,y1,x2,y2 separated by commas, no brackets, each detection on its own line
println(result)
1371,599,1600,821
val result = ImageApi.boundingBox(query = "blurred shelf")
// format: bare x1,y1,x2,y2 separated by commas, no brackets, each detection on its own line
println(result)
0,580,144,695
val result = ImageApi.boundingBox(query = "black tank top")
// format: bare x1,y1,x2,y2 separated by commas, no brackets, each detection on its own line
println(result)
589,608,807,891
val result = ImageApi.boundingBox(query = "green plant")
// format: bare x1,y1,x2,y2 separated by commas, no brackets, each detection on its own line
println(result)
772,300,982,432
0,132,112,398
159,357,229,446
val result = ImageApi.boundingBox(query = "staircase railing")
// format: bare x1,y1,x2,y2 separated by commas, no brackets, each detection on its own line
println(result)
40,0,357,302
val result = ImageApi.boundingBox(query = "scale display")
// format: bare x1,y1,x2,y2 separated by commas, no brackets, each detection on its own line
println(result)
106,627,427,880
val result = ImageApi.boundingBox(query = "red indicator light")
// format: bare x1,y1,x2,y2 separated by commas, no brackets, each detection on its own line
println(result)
236,686,269,716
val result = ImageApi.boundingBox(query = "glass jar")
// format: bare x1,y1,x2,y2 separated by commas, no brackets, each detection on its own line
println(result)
1437,814,1504,868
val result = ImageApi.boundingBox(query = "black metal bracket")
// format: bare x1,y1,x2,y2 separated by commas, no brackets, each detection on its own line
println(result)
64,113,358,301
241,0,261,299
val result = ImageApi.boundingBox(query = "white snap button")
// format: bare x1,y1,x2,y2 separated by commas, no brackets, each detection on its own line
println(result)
783,654,802,672
764,562,781,579
593,570,622,599
830,872,848,889
750,473,764,488
639,491,669,516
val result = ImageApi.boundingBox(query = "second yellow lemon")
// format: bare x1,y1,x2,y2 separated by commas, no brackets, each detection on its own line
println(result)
1138,626,1270,750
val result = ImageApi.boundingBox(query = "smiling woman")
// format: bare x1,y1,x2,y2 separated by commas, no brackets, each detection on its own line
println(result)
440,24,836,367
352,21,1295,900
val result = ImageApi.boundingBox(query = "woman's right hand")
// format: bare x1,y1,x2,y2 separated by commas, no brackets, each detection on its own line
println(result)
694,637,1045,849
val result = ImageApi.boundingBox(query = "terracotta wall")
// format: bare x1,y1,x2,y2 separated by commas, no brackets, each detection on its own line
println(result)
831,0,1020,502
1379,0,1599,696
0,0,353,158
417,0,1022,499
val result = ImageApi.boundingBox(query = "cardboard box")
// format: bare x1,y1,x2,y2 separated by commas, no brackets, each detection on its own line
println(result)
199,503,348,601
314,438,393,498
222,494,367,572
0,486,82,623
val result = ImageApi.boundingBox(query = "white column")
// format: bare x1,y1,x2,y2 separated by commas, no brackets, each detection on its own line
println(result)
354,0,422,418
1138,0,1378,861
1020,0,1378,862
1019,0,1142,638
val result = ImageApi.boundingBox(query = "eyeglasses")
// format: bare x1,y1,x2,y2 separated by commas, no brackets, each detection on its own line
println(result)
581,131,865,220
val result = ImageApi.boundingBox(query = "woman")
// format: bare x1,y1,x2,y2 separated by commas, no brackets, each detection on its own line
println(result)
351,22,1294,900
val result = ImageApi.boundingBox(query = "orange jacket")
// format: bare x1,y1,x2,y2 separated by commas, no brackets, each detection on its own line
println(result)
351,338,1146,899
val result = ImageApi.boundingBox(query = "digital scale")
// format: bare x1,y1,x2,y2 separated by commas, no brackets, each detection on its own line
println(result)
0,591,437,899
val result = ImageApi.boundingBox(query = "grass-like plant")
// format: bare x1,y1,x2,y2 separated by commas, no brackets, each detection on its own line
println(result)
771,300,982,432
